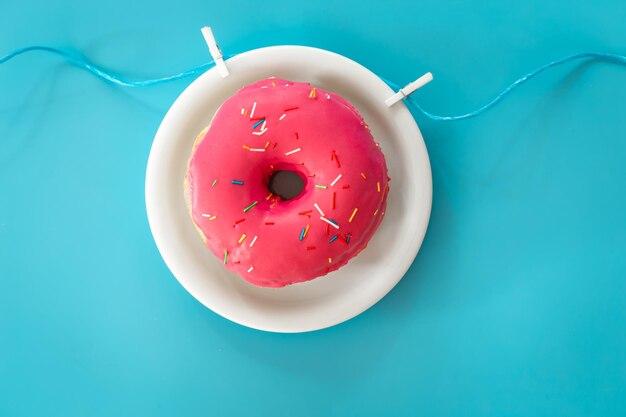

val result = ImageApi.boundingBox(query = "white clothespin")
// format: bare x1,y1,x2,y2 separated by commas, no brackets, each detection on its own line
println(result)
201,26,229,78
385,72,433,107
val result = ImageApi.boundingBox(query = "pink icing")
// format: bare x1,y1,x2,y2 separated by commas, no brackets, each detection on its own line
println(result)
186,78,389,287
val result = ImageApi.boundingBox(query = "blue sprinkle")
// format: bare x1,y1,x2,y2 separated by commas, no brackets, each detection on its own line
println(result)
329,235,338,243
299,227,306,241
231,180,244,185
328,218,339,226
346,237,350,243
251,118,265,129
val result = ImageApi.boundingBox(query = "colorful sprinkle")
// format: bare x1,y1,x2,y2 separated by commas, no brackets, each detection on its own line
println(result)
374,208,379,216
330,174,342,187
238,234,247,244
295,132,299,140
314,203,325,217
315,184,327,189
249,148,265,152
360,172,367,180
250,235,258,247
249,102,257,119
342,185,350,189
201,213,212,217
211,179,218,187
251,118,265,129
377,181,381,192
243,145,251,150
307,246,316,250
247,266,254,273
279,114,286,121
241,108,245,115
331,150,341,168
320,216,340,229
284,106,299,111
304,224,310,238
329,235,338,243
285,148,301,156
234,218,246,225
243,201,258,212
223,250,228,264
266,192,273,200
252,129,268,136
309,88,317,99
328,257,332,264
209,215,217,221
231,180,244,185
349,208,358,222
332,192,336,209
265,222,275,225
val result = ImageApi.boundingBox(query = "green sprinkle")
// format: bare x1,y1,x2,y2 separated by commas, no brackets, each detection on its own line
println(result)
223,250,228,264
212,179,218,187
315,184,328,189
243,201,259,213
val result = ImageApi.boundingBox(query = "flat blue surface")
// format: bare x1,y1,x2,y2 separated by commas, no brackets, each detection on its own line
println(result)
1,1,625,416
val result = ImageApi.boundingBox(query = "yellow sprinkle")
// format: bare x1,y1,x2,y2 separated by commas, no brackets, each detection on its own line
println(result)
266,192,273,200
238,233,247,244
328,257,332,264
377,181,380,192
360,172,367,180
349,208,358,222
209,215,217,220
304,224,310,238
243,145,251,150
272,81,276,87
309,87,317,98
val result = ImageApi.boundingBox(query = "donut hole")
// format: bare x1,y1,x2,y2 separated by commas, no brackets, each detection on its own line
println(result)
268,170,305,200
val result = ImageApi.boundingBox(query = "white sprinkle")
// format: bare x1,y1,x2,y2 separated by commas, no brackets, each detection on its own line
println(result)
249,148,265,152
249,102,257,119
320,216,340,229
250,235,258,247
261,120,267,130
279,113,286,121
314,203,325,217
241,108,245,115
248,266,254,273
285,148,301,156
330,174,342,187
326,93,331,99
201,213,212,217
252,128,268,136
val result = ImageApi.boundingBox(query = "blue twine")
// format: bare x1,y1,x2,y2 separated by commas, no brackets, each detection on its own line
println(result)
2,46,625,121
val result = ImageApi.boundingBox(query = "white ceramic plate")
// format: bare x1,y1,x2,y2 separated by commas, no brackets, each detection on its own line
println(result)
145,46,432,333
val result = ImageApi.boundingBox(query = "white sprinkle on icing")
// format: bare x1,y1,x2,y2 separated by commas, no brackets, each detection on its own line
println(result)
279,113,286,120
330,174,342,187
249,102,257,119
285,148,301,156
250,235,258,247
201,213,212,217
241,108,245,115
248,266,254,273
314,203,325,217
260,120,267,130
249,148,265,152
252,128,268,136
320,216,340,229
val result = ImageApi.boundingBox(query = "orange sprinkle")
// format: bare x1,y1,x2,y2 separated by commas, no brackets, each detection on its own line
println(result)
377,181,381,192
209,215,217,221
374,209,379,216
303,224,310,238
360,172,367,180
243,145,250,150
264,141,270,149
238,234,247,244
266,192,273,200
271,81,276,87
328,257,332,264
349,208,358,222
309,88,317,98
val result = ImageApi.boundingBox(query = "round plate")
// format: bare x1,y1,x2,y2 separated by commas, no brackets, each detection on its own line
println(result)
145,46,432,333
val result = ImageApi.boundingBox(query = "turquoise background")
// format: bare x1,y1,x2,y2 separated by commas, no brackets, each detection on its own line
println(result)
1,0,625,415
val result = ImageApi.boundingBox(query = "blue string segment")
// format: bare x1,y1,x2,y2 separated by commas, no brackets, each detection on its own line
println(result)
1,45,625,121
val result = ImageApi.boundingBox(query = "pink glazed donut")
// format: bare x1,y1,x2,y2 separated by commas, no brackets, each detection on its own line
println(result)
185,78,389,287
